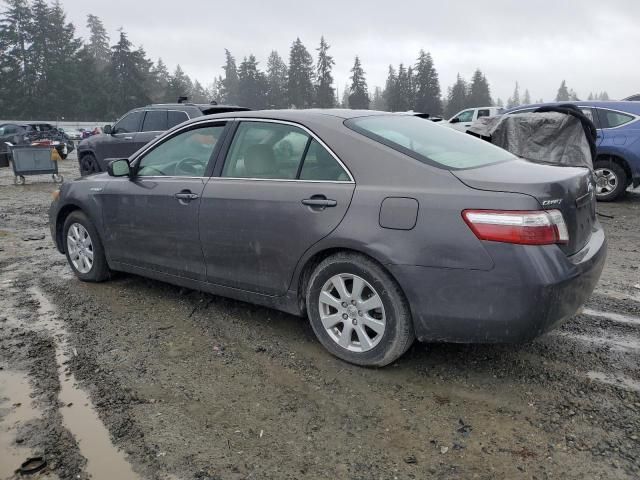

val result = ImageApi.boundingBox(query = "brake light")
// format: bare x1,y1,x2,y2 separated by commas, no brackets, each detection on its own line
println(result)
462,209,569,245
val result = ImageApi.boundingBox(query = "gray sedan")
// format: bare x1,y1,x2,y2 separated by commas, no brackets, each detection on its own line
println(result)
49,110,606,366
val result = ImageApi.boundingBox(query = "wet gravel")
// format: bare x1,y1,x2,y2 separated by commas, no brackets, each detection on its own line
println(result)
1,157,639,479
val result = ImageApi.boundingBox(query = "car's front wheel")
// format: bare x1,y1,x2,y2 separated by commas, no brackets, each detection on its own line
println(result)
79,153,99,176
306,252,414,367
594,159,627,202
63,211,111,282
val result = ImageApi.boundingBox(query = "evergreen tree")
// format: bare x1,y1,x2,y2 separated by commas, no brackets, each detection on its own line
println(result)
522,89,531,105
568,89,579,101
86,14,110,70
495,98,504,107
287,38,314,108
587,92,594,101
598,91,609,101
265,50,288,108
395,64,411,111
166,65,192,102
413,50,442,115
467,69,492,107
237,54,268,109
109,29,151,117
315,36,335,107
556,80,569,101
370,86,386,111
149,58,170,102
348,56,369,109
340,83,349,108
507,81,521,108
445,74,467,118
191,80,209,103
220,49,239,104
383,65,399,111
0,0,34,117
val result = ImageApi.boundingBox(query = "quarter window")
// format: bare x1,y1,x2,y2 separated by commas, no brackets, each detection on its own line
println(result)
596,109,635,129
113,111,144,134
477,109,491,118
137,125,225,177
168,110,189,128
141,110,168,132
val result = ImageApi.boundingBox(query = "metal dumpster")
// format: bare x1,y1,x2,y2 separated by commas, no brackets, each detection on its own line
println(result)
7,144,64,185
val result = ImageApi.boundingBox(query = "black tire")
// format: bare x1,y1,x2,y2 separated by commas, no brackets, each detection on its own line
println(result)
63,210,111,282
79,153,99,176
594,159,627,202
306,252,414,367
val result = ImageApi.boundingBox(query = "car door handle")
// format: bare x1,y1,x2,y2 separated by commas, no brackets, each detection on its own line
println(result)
124,136,133,140
174,192,199,201
302,197,337,208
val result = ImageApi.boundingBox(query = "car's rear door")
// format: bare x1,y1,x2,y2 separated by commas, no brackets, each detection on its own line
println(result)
134,109,168,152
199,119,355,295
101,120,229,280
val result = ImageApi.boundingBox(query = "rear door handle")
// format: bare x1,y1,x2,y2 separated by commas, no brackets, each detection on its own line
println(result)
174,191,199,202
302,197,337,208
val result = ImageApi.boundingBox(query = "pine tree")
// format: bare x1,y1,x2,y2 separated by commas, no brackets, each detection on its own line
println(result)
587,92,594,101
507,81,521,108
556,80,569,101
109,29,151,117
370,86,386,111
413,50,442,115
237,54,268,109
315,36,335,108
86,14,110,71
341,83,349,108
568,89,579,101
287,38,314,108
166,65,192,102
383,65,399,111
265,50,288,108
396,64,411,111
220,49,239,105
467,69,492,108
149,59,170,102
599,91,609,101
495,98,504,107
445,74,467,118
348,56,369,109
522,89,531,105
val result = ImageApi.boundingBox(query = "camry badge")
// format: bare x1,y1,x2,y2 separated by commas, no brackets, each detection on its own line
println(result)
542,199,562,207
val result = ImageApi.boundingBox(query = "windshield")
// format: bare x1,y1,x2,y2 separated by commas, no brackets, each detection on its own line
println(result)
345,115,515,169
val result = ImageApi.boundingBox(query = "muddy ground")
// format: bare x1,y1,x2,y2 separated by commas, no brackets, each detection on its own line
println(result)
1,155,639,480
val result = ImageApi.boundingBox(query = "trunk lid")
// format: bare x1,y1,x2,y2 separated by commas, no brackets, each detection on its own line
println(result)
452,159,596,255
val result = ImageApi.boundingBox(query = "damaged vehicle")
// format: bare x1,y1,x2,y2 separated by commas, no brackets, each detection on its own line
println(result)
0,122,74,162
49,110,606,367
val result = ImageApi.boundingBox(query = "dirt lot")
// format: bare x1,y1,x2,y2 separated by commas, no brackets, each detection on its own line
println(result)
1,155,639,480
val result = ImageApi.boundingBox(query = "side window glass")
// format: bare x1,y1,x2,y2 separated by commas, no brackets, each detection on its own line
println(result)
596,109,635,129
222,122,310,179
113,111,143,134
141,110,168,132
137,125,225,177
168,111,189,128
299,139,349,181
477,109,490,118
456,110,474,122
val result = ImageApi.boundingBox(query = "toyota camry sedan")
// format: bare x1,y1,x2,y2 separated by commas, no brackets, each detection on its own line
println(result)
49,109,606,366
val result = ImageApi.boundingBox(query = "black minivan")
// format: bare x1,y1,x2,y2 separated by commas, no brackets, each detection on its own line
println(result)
77,102,249,175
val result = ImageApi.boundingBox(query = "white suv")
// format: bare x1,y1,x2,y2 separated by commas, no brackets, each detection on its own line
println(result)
445,107,503,131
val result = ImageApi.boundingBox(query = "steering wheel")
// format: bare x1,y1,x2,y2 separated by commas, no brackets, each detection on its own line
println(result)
139,165,166,176
175,157,204,176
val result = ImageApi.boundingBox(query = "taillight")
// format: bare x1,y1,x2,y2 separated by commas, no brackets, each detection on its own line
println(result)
462,209,569,245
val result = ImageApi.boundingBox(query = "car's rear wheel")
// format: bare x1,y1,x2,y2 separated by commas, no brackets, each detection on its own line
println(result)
79,153,99,176
594,159,627,202
63,211,111,282
306,252,414,367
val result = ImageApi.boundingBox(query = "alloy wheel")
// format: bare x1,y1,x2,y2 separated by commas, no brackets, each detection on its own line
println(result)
595,168,618,196
66,223,94,274
318,273,386,352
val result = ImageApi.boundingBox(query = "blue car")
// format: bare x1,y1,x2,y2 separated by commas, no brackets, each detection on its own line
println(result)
504,101,640,201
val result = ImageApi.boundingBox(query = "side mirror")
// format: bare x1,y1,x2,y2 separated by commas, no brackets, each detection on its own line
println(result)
107,158,131,177
103,124,112,135
449,117,460,124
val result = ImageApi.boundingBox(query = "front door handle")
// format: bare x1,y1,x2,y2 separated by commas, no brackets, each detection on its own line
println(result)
124,136,133,140
302,196,337,209
174,191,199,203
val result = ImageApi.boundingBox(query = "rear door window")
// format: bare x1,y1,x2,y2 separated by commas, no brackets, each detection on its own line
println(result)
346,115,514,170
477,109,491,118
168,110,189,128
596,109,636,129
113,111,144,134
142,110,168,132
299,139,350,181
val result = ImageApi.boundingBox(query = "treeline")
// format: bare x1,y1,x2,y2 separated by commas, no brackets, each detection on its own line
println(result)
0,0,611,121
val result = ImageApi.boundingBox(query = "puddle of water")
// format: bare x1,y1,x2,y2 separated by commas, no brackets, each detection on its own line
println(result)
29,287,140,480
586,371,640,393
0,368,40,478
582,308,640,326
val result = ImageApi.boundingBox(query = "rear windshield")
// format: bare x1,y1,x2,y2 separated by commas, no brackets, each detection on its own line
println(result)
345,115,515,169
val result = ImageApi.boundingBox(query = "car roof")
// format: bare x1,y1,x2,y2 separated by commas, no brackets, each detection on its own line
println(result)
505,100,640,115
143,103,250,113
199,108,392,123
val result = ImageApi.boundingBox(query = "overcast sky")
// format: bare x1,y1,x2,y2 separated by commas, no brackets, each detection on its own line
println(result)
62,0,639,103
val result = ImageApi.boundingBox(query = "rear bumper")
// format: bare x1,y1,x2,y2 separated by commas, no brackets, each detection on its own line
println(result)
389,226,607,343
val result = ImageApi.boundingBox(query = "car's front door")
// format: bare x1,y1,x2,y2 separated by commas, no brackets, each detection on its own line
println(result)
450,109,475,131
101,121,228,279
96,110,144,160
199,120,356,295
